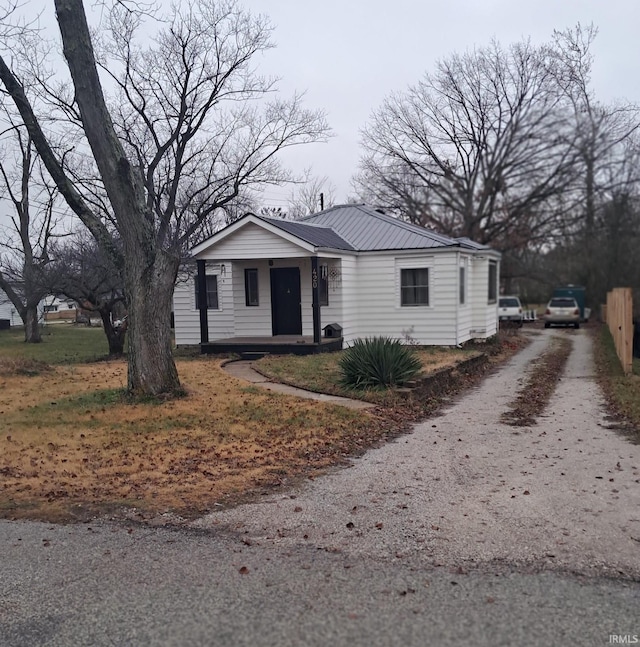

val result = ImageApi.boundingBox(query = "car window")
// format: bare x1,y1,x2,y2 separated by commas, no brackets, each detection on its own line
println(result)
549,298,577,307
499,298,520,307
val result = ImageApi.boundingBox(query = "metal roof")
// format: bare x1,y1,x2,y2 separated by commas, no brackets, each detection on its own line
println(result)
192,206,493,257
299,205,490,251
257,215,356,251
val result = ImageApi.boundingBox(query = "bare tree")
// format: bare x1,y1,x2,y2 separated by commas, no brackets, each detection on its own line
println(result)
0,0,329,396
352,161,432,225
0,115,63,342
47,232,127,355
550,24,640,304
287,173,336,218
356,38,581,256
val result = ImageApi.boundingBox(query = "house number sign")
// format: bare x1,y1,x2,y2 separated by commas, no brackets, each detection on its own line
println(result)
312,268,318,289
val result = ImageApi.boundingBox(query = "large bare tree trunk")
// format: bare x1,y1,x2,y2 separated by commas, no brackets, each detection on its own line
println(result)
125,252,180,395
54,0,181,397
23,306,41,343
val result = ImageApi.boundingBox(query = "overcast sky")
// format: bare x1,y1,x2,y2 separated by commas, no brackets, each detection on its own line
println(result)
6,0,640,216
238,0,640,207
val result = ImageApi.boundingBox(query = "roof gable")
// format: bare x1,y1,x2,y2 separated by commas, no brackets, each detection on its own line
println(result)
190,213,354,258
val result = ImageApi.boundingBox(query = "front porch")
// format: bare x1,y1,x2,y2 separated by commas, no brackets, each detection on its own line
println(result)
201,335,343,357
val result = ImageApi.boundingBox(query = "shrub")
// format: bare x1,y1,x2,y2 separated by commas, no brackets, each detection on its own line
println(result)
339,337,422,388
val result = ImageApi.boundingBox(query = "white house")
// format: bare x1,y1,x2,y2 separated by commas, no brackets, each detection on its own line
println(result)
173,205,501,354
0,289,68,328
0,289,15,327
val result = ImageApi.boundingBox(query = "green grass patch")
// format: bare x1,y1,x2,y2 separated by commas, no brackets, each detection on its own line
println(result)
593,324,640,441
0,324,109,364
255,346,477,405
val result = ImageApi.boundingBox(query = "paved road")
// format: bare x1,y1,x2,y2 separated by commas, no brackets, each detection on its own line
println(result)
1,329,639,646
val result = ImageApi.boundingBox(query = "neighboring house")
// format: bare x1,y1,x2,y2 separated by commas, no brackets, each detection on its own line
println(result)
0,287,59,328
0,288,15,327
173,204,501,353
41,296,80,322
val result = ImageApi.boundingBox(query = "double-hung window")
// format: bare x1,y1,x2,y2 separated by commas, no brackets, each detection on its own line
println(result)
400,268,429,306
195,275,219,309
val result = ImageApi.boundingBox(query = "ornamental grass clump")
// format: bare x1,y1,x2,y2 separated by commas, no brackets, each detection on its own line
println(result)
339,337,422,388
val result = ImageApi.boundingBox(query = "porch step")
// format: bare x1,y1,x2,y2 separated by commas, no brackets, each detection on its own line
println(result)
239,351,269,360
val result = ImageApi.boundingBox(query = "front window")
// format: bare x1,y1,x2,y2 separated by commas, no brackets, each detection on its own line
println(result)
320,264,329,306
401,268,429,306
488,261,497,304
195,275,219,309
244,268,259,306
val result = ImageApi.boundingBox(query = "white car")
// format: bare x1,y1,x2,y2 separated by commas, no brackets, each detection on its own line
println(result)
544,297,580,329
498,296,523,327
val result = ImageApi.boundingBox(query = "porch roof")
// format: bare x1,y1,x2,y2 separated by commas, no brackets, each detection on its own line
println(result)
257,216,356,251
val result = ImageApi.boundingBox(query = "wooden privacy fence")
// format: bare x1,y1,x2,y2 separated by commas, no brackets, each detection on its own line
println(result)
603,287,633,375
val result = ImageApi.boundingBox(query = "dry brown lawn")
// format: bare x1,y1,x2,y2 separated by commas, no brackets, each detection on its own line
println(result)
0,337,524,524
1,358,388,523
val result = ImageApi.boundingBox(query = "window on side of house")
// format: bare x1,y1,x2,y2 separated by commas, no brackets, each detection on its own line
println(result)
319,264,329,306
194,274,219,309
400,268,429,306
488,260,497,304
244,268,259,306
459,265,466,305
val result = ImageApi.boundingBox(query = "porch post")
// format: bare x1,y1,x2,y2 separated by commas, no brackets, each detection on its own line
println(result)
311,256,321,344
197,260,209,346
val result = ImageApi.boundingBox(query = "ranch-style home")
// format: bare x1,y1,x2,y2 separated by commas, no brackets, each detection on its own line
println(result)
172,204,501,354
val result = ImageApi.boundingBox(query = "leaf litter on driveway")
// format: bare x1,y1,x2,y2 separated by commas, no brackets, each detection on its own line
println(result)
195,329,640,580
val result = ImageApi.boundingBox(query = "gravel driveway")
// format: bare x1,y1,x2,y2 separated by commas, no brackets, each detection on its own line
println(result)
195,328,640,579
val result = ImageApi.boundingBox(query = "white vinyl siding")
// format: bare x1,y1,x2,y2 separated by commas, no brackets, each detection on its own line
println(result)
232,261,274,336
172,265,233,345
470,256,499,339
198,223,311,260
342,253,458,346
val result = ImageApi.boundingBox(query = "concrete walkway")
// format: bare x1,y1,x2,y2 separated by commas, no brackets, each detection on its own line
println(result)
222,360,375,410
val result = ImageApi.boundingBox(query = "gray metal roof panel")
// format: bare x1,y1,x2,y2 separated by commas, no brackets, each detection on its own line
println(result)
258,216,356,251
300,205,466,251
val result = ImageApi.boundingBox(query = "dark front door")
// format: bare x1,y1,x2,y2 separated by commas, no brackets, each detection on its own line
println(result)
270,267,302,335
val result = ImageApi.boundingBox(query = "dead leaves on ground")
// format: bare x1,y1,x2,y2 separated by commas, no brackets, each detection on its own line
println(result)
0,358,387,522
501,336,572,427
